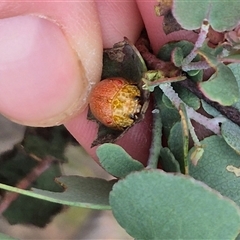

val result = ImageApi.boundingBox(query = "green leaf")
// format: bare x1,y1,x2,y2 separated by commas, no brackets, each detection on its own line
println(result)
201,100,220,117
189,135,240,207
161,103,181,137
189,69,203,82
161,93,174,109
168,121,186,173
223,54,240,63
187,69,200,76
159,147,181,172
157,40,203,82
173,83,201,110
0,176,116,210
161,104,189,173
96,143,144,178
172,0,240,31
221,120,240,154
199,63,239,106
171,47,184,67
197,48,220,67
110,170,240,240
199,42,224,60
157,40,194,61
154,88,180,137
0,233,17,240
229,63,240,111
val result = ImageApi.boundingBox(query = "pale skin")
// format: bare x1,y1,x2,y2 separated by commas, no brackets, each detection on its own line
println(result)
0,1,196,165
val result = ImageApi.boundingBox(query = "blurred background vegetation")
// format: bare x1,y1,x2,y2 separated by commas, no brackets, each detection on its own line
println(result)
0,115,131,239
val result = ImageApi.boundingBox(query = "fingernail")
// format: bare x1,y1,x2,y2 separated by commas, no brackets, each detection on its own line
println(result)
0,15,89,126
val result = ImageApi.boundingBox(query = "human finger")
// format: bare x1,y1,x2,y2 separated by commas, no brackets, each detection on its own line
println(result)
0,2,102,126
65,1,152,164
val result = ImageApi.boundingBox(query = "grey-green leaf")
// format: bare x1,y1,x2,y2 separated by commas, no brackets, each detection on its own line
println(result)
157,40,194,61
221,120,240,154
173,0,240,32
110,170,240,240
154,88,180,137
173,84,200,110
228,63,240,111
96,143,144,178
168,121,186,173
0,176,116,210
189,135,240,207
159,147,181,173
201,100,220,117
199,63,239,106
171,47,184,67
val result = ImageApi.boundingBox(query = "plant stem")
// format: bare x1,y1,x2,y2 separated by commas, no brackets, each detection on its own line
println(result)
178,79,240,127
159,83,221,134
136,35,240,128
182,61,210,71
187,118,201,147
178,104,190,174
182,19,210,66
135,35,181,78
147,106,162,169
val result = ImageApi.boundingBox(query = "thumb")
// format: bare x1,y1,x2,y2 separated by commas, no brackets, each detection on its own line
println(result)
0,2,102,126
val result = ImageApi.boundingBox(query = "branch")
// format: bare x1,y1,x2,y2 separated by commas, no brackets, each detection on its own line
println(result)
159,83,221,134
178,79,240,126
136,35,240,127
135,36,181,78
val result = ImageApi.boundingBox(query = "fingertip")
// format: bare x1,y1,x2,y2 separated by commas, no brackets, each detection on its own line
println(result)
64,107,100,161
0,15,88,126
0,2,103,127
95,1,144,47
